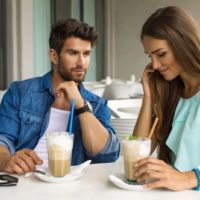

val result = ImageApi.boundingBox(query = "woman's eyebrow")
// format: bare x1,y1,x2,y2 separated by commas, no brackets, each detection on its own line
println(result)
145,48,164,55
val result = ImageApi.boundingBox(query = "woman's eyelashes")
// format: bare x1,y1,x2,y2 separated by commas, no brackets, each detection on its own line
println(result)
147,52,167,59
157,52,167,57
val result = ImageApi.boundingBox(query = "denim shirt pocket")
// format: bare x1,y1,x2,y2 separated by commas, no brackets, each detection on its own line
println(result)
17,110,43,149
20,110,42,124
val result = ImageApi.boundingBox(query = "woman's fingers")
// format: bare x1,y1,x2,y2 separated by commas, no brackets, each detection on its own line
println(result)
137,170,163,182
135,156,165,168
134,157,171,181
133,157,189,191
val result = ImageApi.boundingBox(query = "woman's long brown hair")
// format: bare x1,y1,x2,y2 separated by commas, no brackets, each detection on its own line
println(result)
150,72,183,163
141,6,200,163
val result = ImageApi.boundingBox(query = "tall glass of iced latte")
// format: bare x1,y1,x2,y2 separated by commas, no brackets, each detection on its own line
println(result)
46,132,73,177
122,137,151,182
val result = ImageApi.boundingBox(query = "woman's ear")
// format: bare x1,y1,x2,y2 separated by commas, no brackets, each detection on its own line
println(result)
49,49,58,65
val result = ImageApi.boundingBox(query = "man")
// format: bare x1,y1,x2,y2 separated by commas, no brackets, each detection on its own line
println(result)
0,19,120,174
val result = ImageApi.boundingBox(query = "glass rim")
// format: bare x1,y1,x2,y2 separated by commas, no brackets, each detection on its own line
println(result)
122,137,151,142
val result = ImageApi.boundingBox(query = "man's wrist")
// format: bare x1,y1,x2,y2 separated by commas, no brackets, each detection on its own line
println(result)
0,146,10,171
75,100,85,110
75,101,92,115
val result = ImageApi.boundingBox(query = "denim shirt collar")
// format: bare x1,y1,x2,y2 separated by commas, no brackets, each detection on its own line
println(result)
78,82,88,100
40,71,54,95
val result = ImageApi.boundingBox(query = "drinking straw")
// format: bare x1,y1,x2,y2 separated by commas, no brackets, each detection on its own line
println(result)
148,117,159,139
68,98,75,135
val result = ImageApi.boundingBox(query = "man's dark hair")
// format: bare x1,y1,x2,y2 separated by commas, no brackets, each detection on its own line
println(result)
49,18,98,55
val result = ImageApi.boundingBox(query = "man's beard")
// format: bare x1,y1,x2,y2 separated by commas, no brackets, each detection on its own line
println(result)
57,64,87,83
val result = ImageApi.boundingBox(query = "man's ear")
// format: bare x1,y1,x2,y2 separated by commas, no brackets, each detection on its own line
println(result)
49,49,58,65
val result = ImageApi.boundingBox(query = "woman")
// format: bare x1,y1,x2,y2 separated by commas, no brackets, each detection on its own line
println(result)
133,6,200,191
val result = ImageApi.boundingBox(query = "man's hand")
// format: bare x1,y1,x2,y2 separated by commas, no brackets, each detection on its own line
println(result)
55,81,84,109
4,149,43,174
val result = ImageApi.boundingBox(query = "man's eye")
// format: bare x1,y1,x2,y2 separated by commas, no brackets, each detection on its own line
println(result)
83,52,91,57
68,51,77,55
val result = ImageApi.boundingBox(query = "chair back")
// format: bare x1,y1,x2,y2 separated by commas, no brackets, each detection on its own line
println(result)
108,99,142,119
110,118,136,154
0,90,6,103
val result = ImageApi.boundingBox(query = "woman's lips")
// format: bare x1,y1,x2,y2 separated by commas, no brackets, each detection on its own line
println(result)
159,68,168,74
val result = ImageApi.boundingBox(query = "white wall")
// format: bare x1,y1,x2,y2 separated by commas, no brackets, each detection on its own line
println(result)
5,0,200,84
106,0,200,80
6,0,33,84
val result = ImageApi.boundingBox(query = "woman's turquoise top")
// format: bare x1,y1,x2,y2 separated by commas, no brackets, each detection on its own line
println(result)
166,91,200,171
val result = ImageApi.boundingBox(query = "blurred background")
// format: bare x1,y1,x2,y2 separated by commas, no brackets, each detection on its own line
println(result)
1,0,200,89
1,0,200,145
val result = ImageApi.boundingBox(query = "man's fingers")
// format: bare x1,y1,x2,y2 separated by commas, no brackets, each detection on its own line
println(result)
4,149,43,174
18,153,37,172
4,158,26,174
9,165,24,174
14,156,31,173
22,149,43,165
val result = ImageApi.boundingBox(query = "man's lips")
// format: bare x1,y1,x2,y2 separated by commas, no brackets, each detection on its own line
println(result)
72,69,85,75
72,68,84,72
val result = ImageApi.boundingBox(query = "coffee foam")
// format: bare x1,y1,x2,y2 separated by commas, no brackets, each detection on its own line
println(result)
122,139,151,157
47,134,73,151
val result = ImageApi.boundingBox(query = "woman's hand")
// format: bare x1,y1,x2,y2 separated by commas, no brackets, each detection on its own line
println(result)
134,157,197,191
141,63,155,99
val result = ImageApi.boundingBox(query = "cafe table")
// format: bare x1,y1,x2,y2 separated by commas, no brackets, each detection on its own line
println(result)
1,157,200,200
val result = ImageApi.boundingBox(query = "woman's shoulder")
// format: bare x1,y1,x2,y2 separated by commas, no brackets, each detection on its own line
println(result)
179,90,200,107
173,90,200,124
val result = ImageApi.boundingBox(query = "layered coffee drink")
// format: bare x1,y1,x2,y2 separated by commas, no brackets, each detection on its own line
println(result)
48,144,71,177
122,137,151,182
46,132,73,177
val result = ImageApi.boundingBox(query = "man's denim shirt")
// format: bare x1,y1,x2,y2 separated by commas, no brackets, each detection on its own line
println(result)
0,71,120,165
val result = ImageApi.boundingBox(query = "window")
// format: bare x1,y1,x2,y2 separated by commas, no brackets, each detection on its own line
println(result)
0,0,7,89
51,0,105,81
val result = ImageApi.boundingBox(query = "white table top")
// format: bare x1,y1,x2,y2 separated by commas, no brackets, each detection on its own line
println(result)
1,158,200,200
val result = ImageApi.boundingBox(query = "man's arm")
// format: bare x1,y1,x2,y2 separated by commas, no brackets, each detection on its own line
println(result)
0,146,43,174
77,102,120,163
0,145,10,171
55,81,120,160
78,112,109,155
0,83,43,174
55,82,110,154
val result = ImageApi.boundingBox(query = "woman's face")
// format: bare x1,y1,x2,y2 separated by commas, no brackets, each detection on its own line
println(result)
142,35,183,81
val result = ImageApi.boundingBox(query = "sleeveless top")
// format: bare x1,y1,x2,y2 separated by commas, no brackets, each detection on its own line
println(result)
166,90,200,171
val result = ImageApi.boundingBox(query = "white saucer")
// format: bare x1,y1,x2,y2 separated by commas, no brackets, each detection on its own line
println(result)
33,160,91,183
109,174,147,191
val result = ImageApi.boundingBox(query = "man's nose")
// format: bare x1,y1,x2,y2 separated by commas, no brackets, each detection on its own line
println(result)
77,54,85,65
